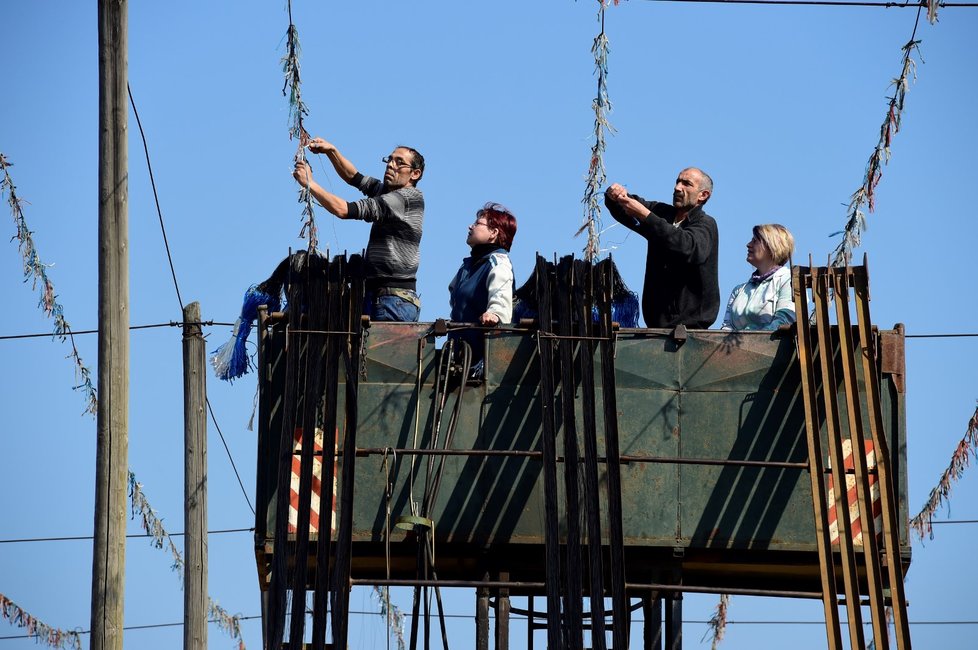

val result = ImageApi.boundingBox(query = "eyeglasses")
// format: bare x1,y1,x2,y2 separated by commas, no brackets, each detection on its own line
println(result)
382,155,415,170
471,220,490,228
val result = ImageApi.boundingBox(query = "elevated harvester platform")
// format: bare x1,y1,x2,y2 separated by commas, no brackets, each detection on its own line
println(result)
254,253,910,650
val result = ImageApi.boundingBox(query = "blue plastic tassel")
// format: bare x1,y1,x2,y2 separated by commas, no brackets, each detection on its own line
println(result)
210,285,280,382
610,291,639,328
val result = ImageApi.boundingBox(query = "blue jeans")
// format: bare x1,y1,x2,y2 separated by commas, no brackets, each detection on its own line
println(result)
364,291,420,322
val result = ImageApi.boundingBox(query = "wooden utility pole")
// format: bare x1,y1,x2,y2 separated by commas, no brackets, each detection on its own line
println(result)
91,1,128,649
183,302,208,650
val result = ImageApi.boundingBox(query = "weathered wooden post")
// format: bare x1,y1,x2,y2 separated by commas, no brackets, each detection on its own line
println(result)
91,1,128,648
183,302,208,649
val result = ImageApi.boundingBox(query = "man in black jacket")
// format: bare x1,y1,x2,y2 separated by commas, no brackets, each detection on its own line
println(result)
604,167,719,329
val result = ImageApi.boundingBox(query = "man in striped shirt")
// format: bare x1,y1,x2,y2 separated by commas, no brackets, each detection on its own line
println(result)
293,138,425,321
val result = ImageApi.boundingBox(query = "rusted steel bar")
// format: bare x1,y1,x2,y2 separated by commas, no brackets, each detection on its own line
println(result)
618,455,808,469
644,596,661,650
352,578,827,601
573,259,607,650
831,267,890,648
289,261,329,650
792,265,843,650
353,447,809,469
597,258,629,650
534,254,564,650
333,255,363,649
555,256,585,650
313,257,344,649
476,582,490,650
812,266,865,649
495,571,511,650
266,267,307,650
286,328,357,336
852,264,912,649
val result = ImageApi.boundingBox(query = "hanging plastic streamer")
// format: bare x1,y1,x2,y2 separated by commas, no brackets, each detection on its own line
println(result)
576,0,618,262
703,593,730,650
128,471,248,649
910,402,978,541
1,152,97,416
371,586,407,650
0,592,82,650
211,256,290,381
830,13,923,267
282,0,318,251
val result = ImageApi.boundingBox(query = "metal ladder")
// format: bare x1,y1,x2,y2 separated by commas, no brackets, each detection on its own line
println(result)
792,261,911,649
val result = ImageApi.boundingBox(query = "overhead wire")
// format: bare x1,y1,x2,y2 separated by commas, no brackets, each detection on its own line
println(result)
0,528,253,545
4,325,977,342
640,0,977,7
127,84,256,516
0,322,234,340
3,610,977,642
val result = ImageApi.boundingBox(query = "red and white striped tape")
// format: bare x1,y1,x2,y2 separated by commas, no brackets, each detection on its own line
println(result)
288,427,337,536
827,438,882,546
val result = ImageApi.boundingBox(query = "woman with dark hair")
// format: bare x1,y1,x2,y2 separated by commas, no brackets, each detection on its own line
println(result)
721,223,796,331
448,202,518,368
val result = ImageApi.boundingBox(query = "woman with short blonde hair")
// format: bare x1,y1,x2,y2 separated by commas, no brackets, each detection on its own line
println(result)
721,224,796,331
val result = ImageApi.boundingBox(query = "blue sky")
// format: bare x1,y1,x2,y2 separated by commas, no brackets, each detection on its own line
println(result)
2,1,977,648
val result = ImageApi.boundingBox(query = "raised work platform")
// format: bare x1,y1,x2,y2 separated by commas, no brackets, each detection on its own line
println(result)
254,321,909,595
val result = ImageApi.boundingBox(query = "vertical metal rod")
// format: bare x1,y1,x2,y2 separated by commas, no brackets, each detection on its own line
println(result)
665,593,682,650
527,595,535,650
267,271,307,649
534,255,565,650
495,571,511,650
555,256,585,650
573,259,607,650
290,260,330,649
830,268,889,647
792,266,843,650
643,595,660,650
812,267,865,649
182,302,207,650
476,582,490,650
333,254,364,648
852,265,912,649
313,256,344,647
597,259,629,650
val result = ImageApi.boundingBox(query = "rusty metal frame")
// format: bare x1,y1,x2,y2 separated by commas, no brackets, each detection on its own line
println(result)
812,266,866,648
793,262,913,650
831,266,889,646
792,265,844,650
852,264,912,649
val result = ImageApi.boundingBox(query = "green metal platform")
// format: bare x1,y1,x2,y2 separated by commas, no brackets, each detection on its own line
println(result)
255,322,908,594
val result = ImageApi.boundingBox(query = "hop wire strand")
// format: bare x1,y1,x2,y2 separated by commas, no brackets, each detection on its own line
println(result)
0,592,83,650
282,1,318,252
371,586,407,650
703,593,731,650
1,152,97,416
830,10,923,267
910,402,978,541
577,0,618,262
129,471,248,649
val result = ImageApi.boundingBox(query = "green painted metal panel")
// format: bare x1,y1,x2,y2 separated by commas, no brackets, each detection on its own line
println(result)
256,322,910,587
